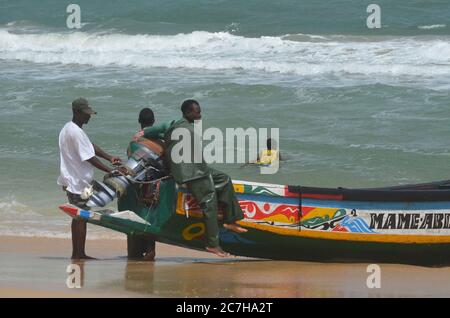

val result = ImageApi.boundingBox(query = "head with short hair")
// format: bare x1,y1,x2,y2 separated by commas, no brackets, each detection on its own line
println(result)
72,97,96,125
181,99,201,122
138,108,155,129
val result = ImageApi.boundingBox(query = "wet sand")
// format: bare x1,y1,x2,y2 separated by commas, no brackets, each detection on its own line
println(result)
1,235,450,297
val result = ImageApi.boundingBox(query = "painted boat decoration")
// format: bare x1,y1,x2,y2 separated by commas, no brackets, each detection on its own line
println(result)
60,177,450,265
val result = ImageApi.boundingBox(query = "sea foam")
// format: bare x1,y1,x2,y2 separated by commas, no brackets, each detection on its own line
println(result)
0,29,449,77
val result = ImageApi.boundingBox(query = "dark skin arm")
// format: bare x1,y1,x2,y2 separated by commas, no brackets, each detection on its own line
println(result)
89,145,128,174
87,156,113,173
93,143,122,165
87,156,128,175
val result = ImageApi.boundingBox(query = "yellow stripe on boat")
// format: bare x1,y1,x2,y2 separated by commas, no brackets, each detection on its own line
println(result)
239,221,450,244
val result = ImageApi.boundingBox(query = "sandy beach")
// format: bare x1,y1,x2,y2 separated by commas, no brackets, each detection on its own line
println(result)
1,235,450,298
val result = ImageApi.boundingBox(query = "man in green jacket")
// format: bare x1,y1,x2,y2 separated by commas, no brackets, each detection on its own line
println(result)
136,100,247,257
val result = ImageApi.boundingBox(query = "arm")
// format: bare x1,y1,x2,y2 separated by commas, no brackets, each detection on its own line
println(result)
87,156,113,173
74,130,122,171
93,143,111,161
143,121,172,139
93,143,122,165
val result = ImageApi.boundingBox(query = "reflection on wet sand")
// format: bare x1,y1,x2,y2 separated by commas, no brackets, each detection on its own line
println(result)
110,258,379,297
3,237,450,297
102,258,450,297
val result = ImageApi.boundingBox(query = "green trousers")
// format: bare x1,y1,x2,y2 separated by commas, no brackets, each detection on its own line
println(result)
185,168,245,248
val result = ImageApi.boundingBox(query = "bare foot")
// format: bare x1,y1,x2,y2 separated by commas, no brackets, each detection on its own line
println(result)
71,255,97,260
223,223,248,233
206,246,231,257
142,249,156,262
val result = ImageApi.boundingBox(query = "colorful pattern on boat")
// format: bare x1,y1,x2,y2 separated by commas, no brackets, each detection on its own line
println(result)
176,188,450,237
233,180,285,197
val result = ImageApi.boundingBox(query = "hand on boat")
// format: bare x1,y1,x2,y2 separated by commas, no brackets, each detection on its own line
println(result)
223,223,248,233
133,131,144,141
110,166,129,176
110,156,122,165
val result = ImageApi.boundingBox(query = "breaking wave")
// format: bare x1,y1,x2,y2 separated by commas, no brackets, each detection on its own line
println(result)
0,29,449,77
418,24,446,30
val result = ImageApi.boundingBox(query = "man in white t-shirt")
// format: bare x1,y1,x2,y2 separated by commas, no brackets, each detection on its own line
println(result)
58,98,122,259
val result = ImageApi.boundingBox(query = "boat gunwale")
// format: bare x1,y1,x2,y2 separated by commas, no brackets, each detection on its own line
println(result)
230,179,450,202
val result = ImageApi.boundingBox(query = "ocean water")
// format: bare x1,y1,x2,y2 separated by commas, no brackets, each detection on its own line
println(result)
0,0,450,238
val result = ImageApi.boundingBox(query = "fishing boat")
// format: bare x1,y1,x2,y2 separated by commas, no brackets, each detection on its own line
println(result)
59,140,450,265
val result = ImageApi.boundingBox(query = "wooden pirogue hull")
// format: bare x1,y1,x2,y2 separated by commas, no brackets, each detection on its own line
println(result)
61,179,450,265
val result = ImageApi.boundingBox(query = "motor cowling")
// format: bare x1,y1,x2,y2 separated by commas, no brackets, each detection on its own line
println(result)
86,139,166,207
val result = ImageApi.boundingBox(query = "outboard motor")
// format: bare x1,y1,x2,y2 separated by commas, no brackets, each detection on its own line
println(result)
86,139,165,208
